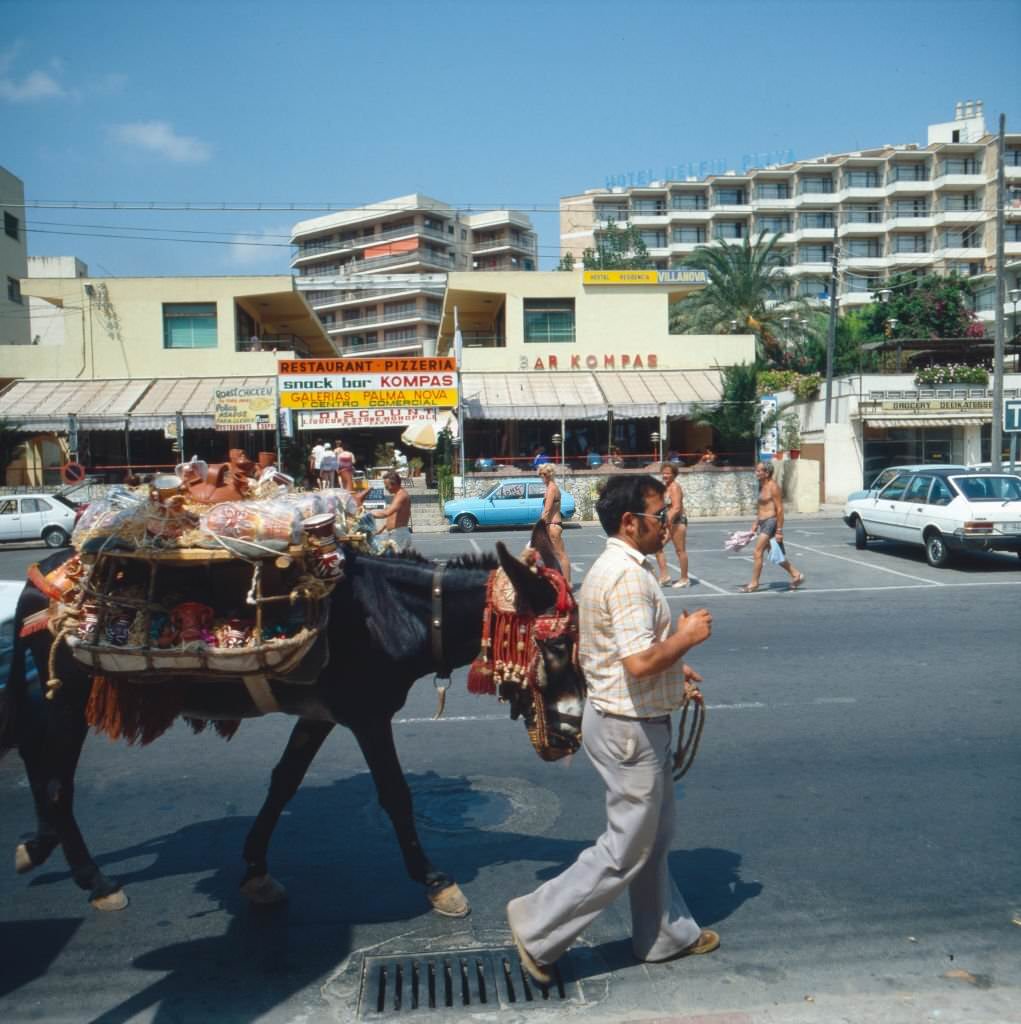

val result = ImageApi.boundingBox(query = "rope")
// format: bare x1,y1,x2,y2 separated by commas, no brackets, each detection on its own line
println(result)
672,693,706,780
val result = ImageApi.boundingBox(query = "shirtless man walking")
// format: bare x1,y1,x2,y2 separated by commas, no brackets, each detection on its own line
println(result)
357,470,412,551
740,461,805,592
655,462,690,588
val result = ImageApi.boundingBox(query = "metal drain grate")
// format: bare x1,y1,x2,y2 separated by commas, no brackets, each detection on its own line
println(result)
360,946,574,1018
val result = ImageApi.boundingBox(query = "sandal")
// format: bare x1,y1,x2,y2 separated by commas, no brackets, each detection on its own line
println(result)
658,578,673,586
790,574,805,590
738,583,760,593
643,928,721,963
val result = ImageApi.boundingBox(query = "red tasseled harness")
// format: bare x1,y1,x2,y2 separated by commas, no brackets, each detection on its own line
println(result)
467,565,579,760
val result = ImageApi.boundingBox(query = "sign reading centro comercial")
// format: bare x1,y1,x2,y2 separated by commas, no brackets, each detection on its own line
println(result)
582,269,709,286
277,357,457,411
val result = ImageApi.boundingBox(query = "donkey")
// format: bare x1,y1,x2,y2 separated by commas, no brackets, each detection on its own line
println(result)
0,524,585,917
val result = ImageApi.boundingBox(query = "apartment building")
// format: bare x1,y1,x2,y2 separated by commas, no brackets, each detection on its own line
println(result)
561,102,1021,319
1,166,30,347
290,194,538,359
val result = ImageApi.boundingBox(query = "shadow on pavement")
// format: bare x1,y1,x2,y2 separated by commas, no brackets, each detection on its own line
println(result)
0,917,83,998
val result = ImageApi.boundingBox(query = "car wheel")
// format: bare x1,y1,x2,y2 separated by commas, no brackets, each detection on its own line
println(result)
854,519,868,550
924,530,950,568
456,513,478,534
43,526,70,549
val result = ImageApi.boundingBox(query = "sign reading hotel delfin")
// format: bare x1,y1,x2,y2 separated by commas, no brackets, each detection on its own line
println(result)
277,357,457,430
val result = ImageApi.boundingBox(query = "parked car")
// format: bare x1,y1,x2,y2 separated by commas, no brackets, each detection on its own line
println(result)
444,478,576,533
0,493,77,547
843,468,1021,567
846,463,968,504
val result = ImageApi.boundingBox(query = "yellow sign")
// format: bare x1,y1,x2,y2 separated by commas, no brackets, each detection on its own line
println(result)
280,388,458,410
213,383,276,431
583,270,658,285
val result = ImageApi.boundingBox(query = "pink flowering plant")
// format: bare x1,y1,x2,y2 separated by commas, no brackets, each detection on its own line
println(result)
913,363,989,387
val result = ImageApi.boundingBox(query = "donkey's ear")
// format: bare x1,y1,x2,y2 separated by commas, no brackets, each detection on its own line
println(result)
527,520,562,575
496,542,556,614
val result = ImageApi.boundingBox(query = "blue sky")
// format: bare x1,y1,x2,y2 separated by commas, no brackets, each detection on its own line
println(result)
3,0,1018,276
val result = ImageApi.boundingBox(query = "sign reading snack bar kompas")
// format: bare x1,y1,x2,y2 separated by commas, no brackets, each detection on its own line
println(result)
277,357,457,410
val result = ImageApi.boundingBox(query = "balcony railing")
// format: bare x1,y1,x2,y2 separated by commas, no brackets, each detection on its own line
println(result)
328,308,441,330
338,336,425,356
472,235,536,252
846,209,883,223
461,331,505,348
940,161,982,175
293,221,448,260
798,180,834,194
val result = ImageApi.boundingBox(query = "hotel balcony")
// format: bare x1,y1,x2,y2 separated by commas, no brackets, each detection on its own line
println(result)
325,308,441,334
305,286,441,312
335,336,426,358
471,234,536,255
290,223,450,267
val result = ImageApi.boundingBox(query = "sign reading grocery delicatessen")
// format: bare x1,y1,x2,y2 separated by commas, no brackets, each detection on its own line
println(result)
277,357,457,411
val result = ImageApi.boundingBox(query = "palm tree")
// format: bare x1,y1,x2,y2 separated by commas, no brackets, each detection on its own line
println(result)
669,232,802,366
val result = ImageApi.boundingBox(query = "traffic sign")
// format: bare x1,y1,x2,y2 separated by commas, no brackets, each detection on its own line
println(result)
61,462,86,484
1005,398,1021,434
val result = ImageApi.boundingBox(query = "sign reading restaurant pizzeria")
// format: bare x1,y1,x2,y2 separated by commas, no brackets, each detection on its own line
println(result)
277,357,457,411
214,382,276,431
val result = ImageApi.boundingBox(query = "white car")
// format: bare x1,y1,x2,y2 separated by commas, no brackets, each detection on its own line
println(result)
843,469,1021,567
0,493,77,548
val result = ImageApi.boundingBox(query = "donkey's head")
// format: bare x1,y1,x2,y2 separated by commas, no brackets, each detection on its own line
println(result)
489,523,586,760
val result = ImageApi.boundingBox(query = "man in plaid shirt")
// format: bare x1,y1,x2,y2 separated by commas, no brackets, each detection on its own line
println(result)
508,475,717,983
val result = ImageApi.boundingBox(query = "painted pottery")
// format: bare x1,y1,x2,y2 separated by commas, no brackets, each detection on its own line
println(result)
170,602,214,645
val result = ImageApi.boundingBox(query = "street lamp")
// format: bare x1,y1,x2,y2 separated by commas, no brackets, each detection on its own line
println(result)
878,288,892,304
650,431,662,463
885,317,903,372
551,432,562,464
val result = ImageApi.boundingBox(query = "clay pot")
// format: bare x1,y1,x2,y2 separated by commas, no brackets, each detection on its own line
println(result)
258,452,277,469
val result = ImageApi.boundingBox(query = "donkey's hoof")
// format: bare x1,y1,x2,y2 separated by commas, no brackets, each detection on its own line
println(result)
91,888,129,912
15,843,35,875
428,882,470,918
241,873,288,905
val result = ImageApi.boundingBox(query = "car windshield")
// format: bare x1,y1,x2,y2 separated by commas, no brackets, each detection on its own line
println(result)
52,494,77,511
481,482,502,499
951,474,1021,502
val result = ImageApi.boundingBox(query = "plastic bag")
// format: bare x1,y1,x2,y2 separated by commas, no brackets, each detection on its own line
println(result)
201,499,301,545
72,485,150,551
724,528,756,551
768,538,786,565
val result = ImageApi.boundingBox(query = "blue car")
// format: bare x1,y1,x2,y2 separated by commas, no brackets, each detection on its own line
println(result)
444,478,576,533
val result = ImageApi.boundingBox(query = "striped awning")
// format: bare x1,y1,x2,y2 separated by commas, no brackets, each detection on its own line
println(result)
598,370,723,418
129,376,276,430
460,370,724,421
460,372,606,420
0,378,150,431
865,416,988,427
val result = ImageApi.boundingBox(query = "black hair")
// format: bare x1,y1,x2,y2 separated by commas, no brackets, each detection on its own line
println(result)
595,474,665,536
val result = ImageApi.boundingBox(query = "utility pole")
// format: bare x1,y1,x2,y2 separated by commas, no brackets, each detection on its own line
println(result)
991,113,1006,472
824,221,839,424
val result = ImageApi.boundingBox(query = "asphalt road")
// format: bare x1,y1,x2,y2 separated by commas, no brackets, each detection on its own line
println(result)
0,520,1019,1023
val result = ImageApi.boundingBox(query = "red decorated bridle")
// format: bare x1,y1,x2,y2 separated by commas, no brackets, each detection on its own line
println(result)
467,565,581,761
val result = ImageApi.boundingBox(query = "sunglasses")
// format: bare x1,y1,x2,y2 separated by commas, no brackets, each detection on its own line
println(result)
632,509,668,526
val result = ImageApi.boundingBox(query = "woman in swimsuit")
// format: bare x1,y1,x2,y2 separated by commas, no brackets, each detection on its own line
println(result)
538,463,570,587
335,439,356,491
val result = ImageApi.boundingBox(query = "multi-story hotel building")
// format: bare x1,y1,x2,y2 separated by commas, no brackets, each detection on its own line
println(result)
290,194,538,358
561,103,1021,322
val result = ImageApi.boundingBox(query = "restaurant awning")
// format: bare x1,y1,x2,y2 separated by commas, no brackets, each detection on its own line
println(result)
598,370,723,418
0,378,151,431
460,372,607,420
129,376,276,430
865,416,988,427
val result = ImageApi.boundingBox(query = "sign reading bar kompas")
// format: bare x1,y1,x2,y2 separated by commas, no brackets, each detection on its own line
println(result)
277,357,457,410
214,382,276,431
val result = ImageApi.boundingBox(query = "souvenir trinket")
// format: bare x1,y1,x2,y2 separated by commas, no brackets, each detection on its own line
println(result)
302,512,344,579
170,602,214,645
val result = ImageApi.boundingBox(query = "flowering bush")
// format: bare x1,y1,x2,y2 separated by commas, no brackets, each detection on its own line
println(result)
756,370,821,399
913,363,989,387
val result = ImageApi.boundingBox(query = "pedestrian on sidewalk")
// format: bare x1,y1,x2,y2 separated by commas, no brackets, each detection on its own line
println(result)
655,462,690,588
739,461,805,592
507,474,719,984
